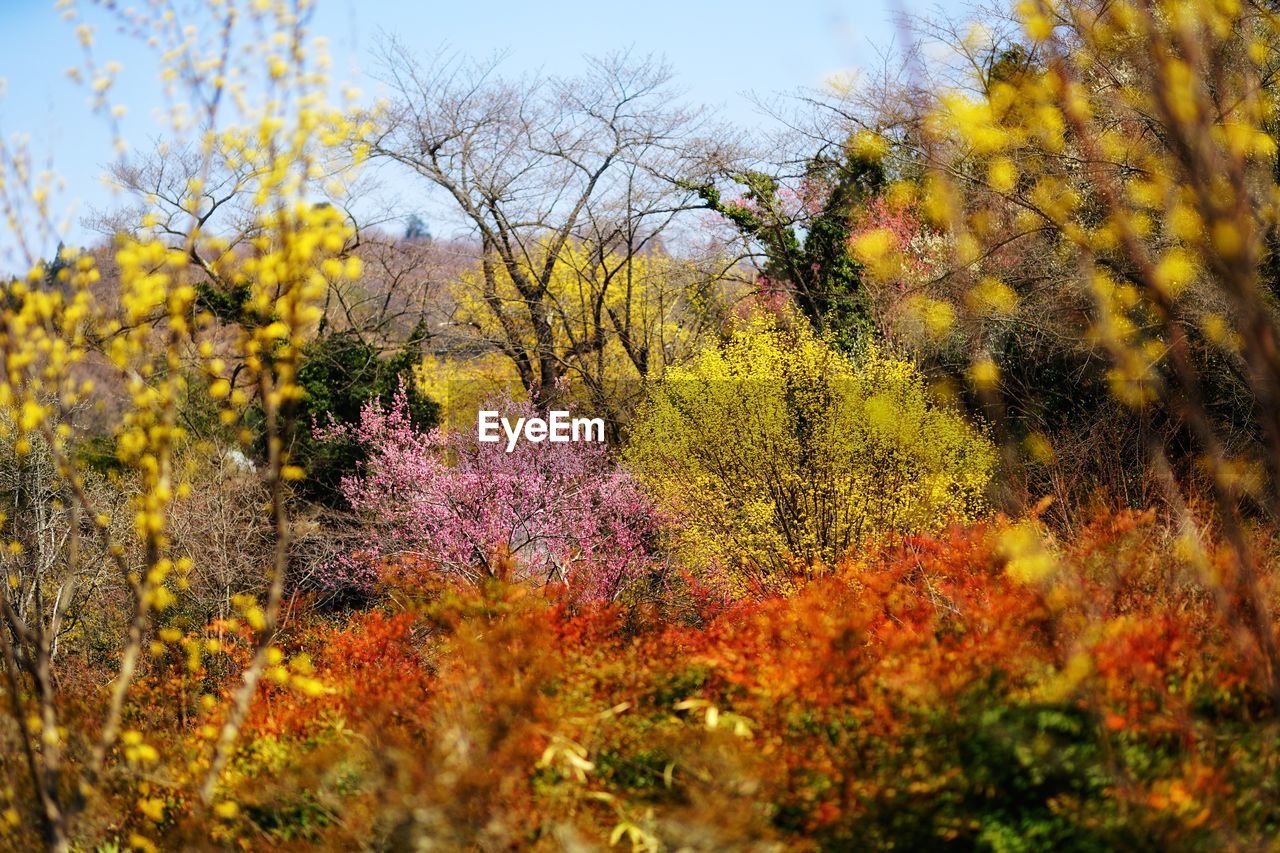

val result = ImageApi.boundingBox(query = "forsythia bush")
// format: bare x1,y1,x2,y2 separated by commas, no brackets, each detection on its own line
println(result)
626,313,995,593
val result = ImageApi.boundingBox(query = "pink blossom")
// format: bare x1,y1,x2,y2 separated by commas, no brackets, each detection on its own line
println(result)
316,388,663,602
847,196,949,292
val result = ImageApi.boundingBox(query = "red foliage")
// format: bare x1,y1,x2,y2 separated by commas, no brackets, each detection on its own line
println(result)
62,509,1279,848
251,609,433,738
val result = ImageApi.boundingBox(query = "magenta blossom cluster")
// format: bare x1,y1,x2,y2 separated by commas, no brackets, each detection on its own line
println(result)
316,388,663,601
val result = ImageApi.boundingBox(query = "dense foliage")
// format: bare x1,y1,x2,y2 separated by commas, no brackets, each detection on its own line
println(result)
319,390,663,601
7,0,1280,850
292,325,439,504
627,314,995,595
691,144,886,350
22,510,1280,849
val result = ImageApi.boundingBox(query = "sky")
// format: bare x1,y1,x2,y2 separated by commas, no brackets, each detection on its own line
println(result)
0,0,968,259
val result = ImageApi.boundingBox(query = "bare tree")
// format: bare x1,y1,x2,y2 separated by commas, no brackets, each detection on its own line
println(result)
367,45,729,412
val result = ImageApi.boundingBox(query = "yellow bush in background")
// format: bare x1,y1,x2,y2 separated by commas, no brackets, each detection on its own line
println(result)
626,313,995,594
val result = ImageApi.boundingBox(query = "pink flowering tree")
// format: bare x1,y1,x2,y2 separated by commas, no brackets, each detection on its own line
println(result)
847,195,951,298
315,388,664,601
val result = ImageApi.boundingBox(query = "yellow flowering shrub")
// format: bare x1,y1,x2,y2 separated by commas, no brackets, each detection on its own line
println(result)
0,2,366,846
626,313,995,595
909,0,1280,697
445,241,727,418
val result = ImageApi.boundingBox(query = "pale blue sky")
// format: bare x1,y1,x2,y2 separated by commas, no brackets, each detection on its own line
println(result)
0,0,967,257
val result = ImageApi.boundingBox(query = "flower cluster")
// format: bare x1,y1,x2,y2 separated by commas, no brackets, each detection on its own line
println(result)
318,387,664,601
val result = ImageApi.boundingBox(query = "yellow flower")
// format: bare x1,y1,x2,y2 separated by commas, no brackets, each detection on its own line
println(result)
137,797,166,822
968,357,1000,391
1153,248,1196,298
999,522,1056,584
965,277,1018,315
987,157,1018,192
